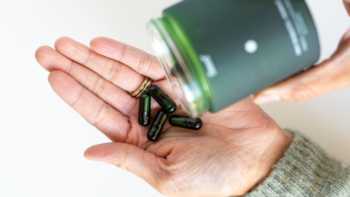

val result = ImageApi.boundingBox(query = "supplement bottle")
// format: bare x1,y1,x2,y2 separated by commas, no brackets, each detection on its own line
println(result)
148,0,320,117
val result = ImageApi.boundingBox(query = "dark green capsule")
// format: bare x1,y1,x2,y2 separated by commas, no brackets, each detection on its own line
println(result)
138,93,152,126
169,115,202,130
148,110,168,142
148,85,176,114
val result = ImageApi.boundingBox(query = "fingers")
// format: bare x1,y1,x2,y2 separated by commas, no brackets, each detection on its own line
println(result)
36,46,137,115
48,71,131,142
54,37,144,93
255,31,350,104
90,37,165,80
85,143,167,188
254,66,325,104
254,60,350,104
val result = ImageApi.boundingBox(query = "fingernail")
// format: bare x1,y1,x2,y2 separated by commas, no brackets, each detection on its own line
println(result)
84,152,95,160
84,149,102,161
255,94,281,104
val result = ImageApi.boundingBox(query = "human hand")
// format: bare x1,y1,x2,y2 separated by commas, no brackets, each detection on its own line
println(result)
255,2,350,104
36,37,291,196
344,0,350,14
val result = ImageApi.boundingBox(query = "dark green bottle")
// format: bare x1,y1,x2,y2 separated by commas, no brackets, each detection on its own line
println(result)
148,0,320,117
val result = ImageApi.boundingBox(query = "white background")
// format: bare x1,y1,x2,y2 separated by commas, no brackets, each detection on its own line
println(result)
0,1,349,197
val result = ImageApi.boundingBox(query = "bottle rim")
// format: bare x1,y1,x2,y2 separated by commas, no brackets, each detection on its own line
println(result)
147,18,208,117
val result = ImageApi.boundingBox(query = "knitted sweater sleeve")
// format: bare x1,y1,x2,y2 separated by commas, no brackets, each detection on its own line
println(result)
247,132,350,197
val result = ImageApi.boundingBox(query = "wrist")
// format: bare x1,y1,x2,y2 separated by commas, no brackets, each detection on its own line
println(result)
247,131,347,197
247,129,293,194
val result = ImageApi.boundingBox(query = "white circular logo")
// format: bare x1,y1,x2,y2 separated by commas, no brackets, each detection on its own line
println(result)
245,40,258,54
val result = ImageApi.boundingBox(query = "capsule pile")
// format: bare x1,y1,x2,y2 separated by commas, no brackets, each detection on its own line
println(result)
138,84,203,142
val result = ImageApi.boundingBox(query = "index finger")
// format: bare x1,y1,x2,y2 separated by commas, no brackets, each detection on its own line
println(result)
90,37,165,80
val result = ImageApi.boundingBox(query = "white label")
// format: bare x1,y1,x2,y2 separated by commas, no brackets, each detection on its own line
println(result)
275,0,310,56
200,55,218,78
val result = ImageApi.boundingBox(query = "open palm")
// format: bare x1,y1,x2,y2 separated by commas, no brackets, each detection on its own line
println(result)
36,37,291,197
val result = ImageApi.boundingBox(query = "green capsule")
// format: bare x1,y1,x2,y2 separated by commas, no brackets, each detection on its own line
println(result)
148,85,176,114
148,110,168,142
138,93,152,126
169,115,202,130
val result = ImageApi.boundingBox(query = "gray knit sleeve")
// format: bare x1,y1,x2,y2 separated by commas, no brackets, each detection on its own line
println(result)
247,132,350,197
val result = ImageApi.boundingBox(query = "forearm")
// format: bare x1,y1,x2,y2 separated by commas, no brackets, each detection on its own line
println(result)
248,131,350,197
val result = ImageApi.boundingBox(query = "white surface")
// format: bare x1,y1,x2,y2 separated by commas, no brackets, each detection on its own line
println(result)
0,1,348,197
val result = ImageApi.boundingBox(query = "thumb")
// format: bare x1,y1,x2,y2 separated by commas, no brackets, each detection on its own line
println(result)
254,63,330,104
255,32,350,104
254,60,350,104
84,143,166,188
